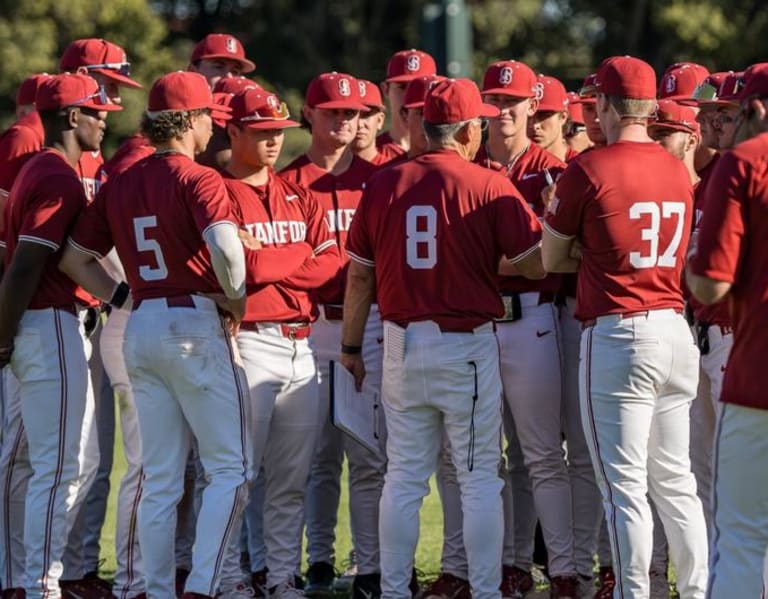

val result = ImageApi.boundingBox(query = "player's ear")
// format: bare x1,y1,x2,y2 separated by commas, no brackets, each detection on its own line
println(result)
66,107,80,129
527,98,539,116
686,132,700,153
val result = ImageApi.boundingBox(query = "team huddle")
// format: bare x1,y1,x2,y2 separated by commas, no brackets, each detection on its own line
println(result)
0,31,766,599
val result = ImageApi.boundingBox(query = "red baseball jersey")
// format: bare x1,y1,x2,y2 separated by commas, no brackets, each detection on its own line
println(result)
376,132,407,161
477,142,565,295
76,149,105,202
691,133,768,410
223,169,340,323
104,134,155,177
545,141,693,321
280,153,377,304
3,149,88,309
565,147,580,162
69,152,238,301
346,149,541,331
0,112,44,195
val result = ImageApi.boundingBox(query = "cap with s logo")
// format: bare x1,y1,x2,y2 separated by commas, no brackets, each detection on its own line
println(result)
481,60,537,98
658,62,710,100
305,72,368,111
190,34,256,73
536,75,569,112
385,49,437,83
357,79,385,111
229,88,299,129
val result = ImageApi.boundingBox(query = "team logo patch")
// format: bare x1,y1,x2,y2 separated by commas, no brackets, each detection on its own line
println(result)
267,95,279,109
499,66,514,85
407,54,421,72
665,75,676,94
358,81,367,97
338,78,351,97
226,37,237,54
534,82,545,100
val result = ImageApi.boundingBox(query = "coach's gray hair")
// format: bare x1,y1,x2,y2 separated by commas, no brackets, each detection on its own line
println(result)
422,120,470,145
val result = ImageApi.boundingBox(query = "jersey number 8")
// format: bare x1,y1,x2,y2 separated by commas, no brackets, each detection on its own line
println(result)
406,205,437,269
629,201,685,269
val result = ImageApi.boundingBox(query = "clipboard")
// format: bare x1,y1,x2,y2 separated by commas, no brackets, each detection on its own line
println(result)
329,360,383,456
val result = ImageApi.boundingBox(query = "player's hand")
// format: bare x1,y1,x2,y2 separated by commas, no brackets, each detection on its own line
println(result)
202,293,247,336
238,229,262,250
341,352,366,392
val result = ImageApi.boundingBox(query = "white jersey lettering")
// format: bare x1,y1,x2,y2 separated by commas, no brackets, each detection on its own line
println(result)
245,220,307,245
327,208,356,233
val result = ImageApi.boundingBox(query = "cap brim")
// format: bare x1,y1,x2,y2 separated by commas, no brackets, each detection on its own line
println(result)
80,101,123,112
481,88,534,98
675,98,701,107
93,68,143,89
385,74,422,83
480,104,501,118
648,122,697,134
241,119,301,130
536,104,568,113
362,102,386,111
197,54,256,74
570,97,597,105
311,100,368,111
402,101,425,109
210,103,233,122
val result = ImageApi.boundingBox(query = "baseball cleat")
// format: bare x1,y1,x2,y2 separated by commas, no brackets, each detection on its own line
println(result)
304,562,335,598
500,565,534,599
421,573,471,599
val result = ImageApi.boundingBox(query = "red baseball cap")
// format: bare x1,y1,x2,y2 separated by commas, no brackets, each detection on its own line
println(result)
357,79,385,111
595,56,656,100
709,71,746,105
737,62,768,103
16,73,52,106
229,89,299,130
35,73,123,112
566,92,585,125
212,76,263,94
649,99,700,134
385,50,437,83
658,63,710,100
573,72,599,104
536,75,568,112
677,72,731,106
148,71,231,121
481,60,537,98
424,78,500,124
190,34,256,74
305,72,368,111
403,75,446,109
59,39,142,89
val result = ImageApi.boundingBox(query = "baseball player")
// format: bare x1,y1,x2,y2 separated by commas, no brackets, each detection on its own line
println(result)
529,75,571,162
377,50,437,160
401,75,446,161
687,61,768,599
342,77,544,599
60,71,251,599
543,56,708,599
216,87,341,599
351,80,389,165
0,73,121,599
563,92,592,156
280,72,386,599
188,33,256,88
475,59,587,598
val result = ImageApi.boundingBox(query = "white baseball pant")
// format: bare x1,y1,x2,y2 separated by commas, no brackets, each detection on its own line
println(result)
498,298,575,577
10,308,93,599
124,296,251,599
379,320,504,599
304,305,386,576
707,403,768,599
220,323,321,592
690,326,732,537
175,451,203,574
244,468,266,572
0,368,28,590
560,298,602,579
435,433,469,580
100,306,145,599
580,309,707,599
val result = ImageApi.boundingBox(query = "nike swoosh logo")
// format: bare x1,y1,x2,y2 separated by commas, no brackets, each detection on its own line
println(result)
286,194,299,201
536,330,551,337
522,173,540,180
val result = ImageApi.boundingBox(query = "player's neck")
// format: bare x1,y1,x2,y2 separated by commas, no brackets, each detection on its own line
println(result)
387,119,410,151
155,136,196,160
684,157,700,186
227,159,270,187
607,122,653,145
353,143,379,163
487,132,530,165
545,138,569,162
47,133,83,168
307,142,354,176
694,145,718,172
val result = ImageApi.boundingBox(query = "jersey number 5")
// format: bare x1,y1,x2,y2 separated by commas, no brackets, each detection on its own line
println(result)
406,205,437,269
133,216,169,281
629,201,685,269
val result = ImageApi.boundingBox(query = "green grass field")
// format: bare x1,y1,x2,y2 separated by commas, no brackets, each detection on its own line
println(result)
98,420,447,581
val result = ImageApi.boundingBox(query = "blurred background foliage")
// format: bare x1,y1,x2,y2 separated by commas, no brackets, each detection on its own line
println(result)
2,0,767,160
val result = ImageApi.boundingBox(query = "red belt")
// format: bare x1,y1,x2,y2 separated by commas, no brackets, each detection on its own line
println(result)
239,322,312,339
132,295,196,311
581,309,683,330
322,304,344,321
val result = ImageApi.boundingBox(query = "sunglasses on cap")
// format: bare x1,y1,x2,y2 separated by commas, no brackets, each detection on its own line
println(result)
240,101,291,122
86,62,132,76
70,86,110,107
565,122,586,138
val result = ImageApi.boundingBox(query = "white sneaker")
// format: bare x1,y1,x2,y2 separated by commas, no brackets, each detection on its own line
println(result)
270,582,306,599
220,583,257,599
649,570,670,599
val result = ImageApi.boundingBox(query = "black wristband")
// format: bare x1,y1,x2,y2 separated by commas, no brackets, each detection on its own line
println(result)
341,343,362,354
109,281,131,309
